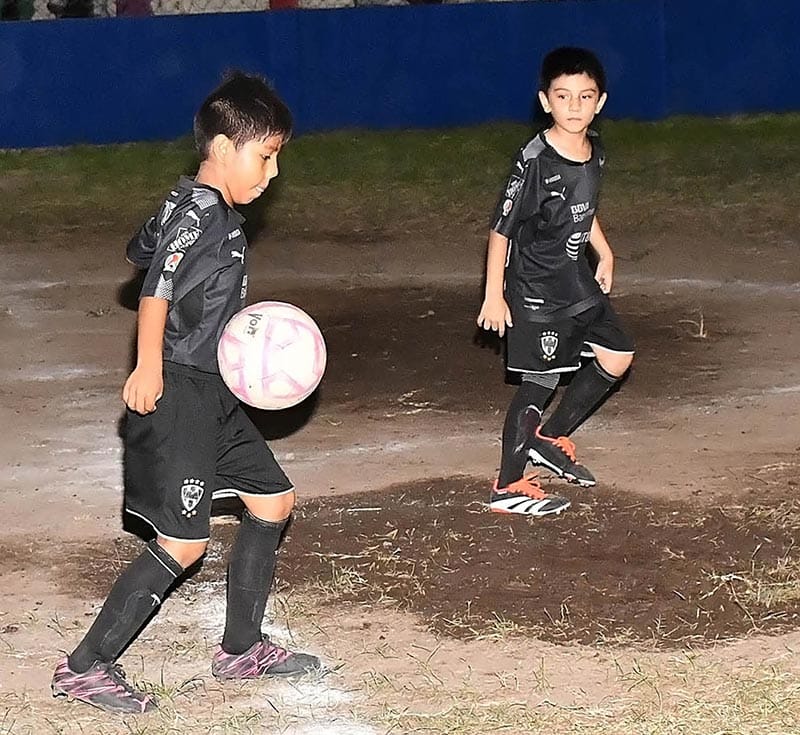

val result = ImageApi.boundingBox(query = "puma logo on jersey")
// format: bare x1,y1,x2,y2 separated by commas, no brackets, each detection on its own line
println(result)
186,210,201,226
549,187,567,201
231,249,245,263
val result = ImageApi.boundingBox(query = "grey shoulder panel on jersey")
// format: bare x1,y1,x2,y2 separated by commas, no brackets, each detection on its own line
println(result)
521,136,546,162
191,187,220,211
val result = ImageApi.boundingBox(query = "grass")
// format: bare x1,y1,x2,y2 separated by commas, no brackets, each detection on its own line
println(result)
2,113,799,248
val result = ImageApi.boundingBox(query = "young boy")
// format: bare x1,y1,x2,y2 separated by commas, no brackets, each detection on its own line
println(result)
477,47,634,516
51,71,320,714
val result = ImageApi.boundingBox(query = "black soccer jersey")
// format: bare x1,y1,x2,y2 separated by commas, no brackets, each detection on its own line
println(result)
127,177,248,373
491,130,605,322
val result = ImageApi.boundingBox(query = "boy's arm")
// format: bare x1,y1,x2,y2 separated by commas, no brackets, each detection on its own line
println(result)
589,216,614,294
126,215,159,269
122,296,168,414
476,230,513,337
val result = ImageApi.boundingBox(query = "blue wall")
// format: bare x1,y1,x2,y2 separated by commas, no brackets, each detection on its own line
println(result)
665,0,800,116
0,0,796,149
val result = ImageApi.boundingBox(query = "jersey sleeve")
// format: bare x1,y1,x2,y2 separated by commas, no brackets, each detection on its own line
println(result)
139,204,228,304
490,150,540,238
126,215,158,269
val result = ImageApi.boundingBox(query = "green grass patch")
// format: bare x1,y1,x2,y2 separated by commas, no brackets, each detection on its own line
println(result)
2,113,799,244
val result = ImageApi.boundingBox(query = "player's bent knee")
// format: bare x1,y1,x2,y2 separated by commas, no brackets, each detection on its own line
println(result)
596,351,633,379
243,490,296,523
156,537,207,568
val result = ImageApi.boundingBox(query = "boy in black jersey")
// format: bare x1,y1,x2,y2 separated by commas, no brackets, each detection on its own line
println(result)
477,47,634,515
51,72,320,714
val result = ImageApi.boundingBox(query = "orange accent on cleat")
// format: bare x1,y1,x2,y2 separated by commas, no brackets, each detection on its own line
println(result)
535,426,577,461
494,473,548,500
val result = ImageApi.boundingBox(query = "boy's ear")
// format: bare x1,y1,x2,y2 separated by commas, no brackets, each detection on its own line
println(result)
538,90,551,114
209,134,233,161
595,92,608,114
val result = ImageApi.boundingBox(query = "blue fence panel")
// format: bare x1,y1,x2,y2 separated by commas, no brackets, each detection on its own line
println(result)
0,0,796,149
665,0,800,116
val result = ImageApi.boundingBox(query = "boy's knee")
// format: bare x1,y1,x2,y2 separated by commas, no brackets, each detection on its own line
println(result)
596,351,633,379
243,490,295,523
156,537,207,568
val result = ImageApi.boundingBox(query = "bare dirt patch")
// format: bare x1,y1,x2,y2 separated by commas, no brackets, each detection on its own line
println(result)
36,463,800,655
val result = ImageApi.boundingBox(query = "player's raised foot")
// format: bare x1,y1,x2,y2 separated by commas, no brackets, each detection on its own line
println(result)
51,657,157,714
527,426,596,487
212,637,321,680
488,474,571,516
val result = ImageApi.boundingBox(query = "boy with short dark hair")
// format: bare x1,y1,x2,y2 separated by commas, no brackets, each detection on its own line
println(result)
477,47,634,516
51,71,320,714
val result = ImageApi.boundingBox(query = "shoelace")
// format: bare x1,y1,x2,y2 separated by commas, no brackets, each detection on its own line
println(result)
103,664,145,698
260,641,291,665
509,474,547,500
537,428,578,461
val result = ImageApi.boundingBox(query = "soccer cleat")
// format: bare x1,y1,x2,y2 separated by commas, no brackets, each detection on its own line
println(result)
51,657,157,714
488,474,571,516
527,426,596,487
212,637,321,680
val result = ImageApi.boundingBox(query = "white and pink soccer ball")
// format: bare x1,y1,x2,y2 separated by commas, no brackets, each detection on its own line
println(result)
217,301,327,410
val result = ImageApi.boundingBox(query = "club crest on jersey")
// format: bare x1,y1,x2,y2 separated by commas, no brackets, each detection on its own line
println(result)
540,330,559,361
163,252,184,272
180,478,205,517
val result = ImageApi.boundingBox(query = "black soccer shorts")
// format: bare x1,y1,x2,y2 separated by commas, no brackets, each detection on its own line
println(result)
123,361,293,542
506,297,634,375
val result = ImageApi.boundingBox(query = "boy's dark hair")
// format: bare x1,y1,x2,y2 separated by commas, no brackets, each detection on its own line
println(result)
194,71,293,158
539,47,606,94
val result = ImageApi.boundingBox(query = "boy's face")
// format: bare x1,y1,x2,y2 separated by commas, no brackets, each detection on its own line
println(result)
220,134,284,205
538,73,607,134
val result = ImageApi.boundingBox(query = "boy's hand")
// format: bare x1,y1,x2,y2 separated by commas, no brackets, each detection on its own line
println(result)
595,258,614,295
123,365,164,414
477,297,513,338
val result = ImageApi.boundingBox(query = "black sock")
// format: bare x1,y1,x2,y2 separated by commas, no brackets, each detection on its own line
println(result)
541,360,620,438
497,379,556,488
221,510,289,656
68,540,183,673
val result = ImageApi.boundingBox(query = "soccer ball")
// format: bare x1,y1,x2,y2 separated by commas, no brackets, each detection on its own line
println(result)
217,301,327,410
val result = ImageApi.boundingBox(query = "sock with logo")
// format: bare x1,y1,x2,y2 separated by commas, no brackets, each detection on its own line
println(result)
68,540,183,673
497,375,559,488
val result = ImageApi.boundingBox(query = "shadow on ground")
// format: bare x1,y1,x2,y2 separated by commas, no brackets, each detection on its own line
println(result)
33,464,800,649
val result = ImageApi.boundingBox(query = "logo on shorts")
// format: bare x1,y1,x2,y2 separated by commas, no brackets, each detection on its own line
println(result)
180,478,205,517
540,330,559,361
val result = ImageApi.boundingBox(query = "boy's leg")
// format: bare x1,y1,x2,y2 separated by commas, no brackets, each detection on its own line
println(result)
527,301,633,486
53,366,220,713
498,376,557,487
221,501,291,655
489,375,572,516
52,540,185,714
212,406,320,679
541,356,623,438
68,540,185,671
539,300,634,438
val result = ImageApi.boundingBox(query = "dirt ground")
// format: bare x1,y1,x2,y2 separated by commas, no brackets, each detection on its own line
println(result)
1,212,800,733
